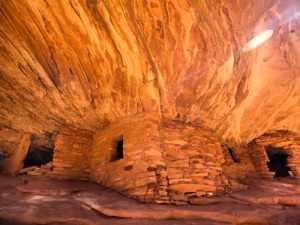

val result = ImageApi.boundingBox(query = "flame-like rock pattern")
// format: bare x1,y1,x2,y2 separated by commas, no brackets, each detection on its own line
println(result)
0,0,299,146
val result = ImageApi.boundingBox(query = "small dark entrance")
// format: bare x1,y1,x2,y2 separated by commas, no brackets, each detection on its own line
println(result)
265,146,291,177
110,137,124,162
228,147,240,163
23,147,53,168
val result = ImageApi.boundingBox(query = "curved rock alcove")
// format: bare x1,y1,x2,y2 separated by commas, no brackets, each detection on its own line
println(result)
0,0,300,224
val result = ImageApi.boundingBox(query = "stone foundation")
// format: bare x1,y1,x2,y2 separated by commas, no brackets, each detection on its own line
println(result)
248,130,300,179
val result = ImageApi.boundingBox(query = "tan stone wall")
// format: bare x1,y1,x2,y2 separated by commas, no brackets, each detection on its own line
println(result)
50,116,266,204
91,116,229,204
157,121,228,205
49,127,93,180
91,115,162,202
221,145,258,191
248,130,300,179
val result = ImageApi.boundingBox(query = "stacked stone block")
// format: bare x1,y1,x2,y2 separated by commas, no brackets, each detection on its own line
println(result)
158,121,226,205
248,142,274,178
91,115,163,203
49,115,279,204
91,116,229,204
49,127,93,180
248,130,300,179
221,145,257,191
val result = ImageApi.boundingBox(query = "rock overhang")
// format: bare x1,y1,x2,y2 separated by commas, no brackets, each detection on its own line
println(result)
0,0,299,147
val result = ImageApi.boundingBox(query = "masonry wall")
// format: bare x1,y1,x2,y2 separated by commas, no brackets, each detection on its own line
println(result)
91,116,230,204
49,127,93,180
91,115,162,203
47,117,266,204
248,130,300,179
221,145,258,191
157,121,228,205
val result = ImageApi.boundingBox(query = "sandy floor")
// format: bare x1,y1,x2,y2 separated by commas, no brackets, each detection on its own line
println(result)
0,174,299,225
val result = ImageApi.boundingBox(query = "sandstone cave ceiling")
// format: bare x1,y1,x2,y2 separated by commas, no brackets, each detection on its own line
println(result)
0,0,299,146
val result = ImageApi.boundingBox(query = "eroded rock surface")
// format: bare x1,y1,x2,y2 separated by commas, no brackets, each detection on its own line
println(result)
0,175,300,225
0,0,299,148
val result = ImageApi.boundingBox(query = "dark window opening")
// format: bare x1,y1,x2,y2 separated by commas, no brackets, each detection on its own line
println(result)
265,146,291,177
23,147,53,168
110,137,124,162
228,148,239,163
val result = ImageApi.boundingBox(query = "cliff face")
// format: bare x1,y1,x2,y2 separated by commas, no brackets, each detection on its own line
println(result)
0,0,299,146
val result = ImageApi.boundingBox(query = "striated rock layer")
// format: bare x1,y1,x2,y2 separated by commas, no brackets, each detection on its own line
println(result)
0,0,300,148
1,175,300,224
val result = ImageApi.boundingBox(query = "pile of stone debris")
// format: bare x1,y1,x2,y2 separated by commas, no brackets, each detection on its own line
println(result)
19,162,53,176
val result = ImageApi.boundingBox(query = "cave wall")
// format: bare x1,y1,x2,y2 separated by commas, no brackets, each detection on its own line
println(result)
49,127,93,180
0,129,31,175
248,130,300,179
0,0,299,149
0,0,299,203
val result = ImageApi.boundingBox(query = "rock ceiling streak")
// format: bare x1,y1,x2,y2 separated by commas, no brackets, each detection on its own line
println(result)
0,0,299,145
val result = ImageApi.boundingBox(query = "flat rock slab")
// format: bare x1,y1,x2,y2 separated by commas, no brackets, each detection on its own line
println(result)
16,176,103,195
244,178,300,194
231,190,300,206
189,197,223,205
73,190,300,224
0,180,226,225
1,175,300,225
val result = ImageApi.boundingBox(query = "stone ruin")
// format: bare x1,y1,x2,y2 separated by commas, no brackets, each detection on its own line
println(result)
248,130,300,179
2,114,299,205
